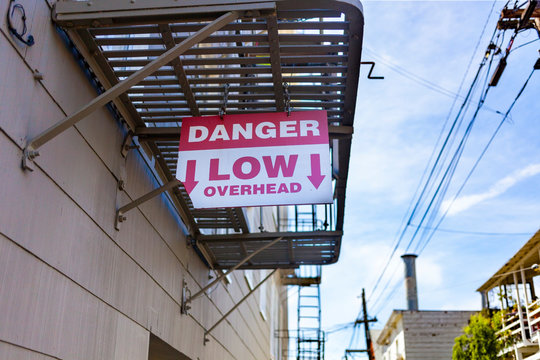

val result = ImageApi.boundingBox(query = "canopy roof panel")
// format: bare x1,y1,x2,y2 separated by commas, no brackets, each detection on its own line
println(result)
477,229,540,292
52,0,364,269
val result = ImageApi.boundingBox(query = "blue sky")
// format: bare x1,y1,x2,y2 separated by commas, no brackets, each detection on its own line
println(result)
313,1,540,358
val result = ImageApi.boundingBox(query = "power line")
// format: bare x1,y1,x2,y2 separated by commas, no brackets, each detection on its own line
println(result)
416,67,537,255
511,38,540,53
367,36,496,306
408,49,498,254
367,1,501,310
408,224,534,237
413,7,538,254
363,48,503,116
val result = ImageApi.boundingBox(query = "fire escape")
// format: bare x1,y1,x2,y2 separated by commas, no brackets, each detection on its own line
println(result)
281,206,326,360
296,266,324,360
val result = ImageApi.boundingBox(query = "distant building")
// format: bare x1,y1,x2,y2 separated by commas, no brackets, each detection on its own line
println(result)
373,310,475,360
372,255,475,360
477,229,540,360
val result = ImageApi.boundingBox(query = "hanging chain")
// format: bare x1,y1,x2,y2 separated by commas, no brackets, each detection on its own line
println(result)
283,82,291,116
219,83,230,119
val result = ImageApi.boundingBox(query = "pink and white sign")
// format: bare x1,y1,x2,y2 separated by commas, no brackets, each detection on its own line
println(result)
175,110,332,209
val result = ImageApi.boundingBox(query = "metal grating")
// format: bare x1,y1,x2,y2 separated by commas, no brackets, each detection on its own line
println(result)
52,0,363,269
196,231,342,269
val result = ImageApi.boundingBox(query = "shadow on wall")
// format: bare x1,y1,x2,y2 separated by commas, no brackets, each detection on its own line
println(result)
148,334,191,360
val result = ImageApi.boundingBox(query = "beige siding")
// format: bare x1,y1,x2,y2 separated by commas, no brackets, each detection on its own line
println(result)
0,1,287,359
402,311,474,360
374,310,475,360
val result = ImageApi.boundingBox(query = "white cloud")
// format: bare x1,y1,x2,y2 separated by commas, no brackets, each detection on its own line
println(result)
418,256,443,288
443,163,540,216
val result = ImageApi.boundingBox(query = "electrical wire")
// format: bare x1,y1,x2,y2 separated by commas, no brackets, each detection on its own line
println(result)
416,67,537,255
6,0,34,46
412,16,537,254
409,46,497,254
367,1,500,311
325,322,355,334
367,40,495,306
348,1,534,349
363,49,502,116
372,279,402,317
511,38,540,53
408,224,534,237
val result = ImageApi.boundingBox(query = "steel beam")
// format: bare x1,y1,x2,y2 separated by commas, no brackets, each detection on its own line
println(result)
22,10,240,170
197,230,342,243
158,24,201,117
266,13,285,112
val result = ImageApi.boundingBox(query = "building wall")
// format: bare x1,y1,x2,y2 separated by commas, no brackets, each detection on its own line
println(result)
402,311,474,360
0,1,287,359
374,314,406,360
374,310,475,360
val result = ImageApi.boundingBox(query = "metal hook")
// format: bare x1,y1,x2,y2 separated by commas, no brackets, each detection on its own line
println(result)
360,61,384,80
283,82,291,116
219,83,230,119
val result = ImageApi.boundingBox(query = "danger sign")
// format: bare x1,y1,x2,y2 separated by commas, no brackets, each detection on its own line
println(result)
175,110,332,209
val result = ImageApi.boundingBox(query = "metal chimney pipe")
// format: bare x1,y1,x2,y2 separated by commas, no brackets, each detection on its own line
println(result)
401,254,418,311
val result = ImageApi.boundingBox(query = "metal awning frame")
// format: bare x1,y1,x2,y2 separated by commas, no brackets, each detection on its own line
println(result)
22,0,364,270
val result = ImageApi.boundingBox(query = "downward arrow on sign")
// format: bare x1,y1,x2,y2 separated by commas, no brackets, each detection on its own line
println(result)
307,154,325,189
183,160,199,195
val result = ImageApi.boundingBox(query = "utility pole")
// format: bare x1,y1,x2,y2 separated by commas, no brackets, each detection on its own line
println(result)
490,0,540,86
361,289,375,360
345,289,377,360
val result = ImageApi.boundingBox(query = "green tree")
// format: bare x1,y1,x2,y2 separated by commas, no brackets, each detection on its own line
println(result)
452,311,501,360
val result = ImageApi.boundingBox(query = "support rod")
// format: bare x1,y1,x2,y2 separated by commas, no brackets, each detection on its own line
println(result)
205,269,277,341
520,266,532,336
115,179,180,230
188,237,282,302
266,13,285,112
22,11,240,168
513,271,529,343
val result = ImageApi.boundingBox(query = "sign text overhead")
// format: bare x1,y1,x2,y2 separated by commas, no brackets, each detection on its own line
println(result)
175,110,333,208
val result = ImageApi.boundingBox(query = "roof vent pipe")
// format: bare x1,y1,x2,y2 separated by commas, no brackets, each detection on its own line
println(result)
401,254,419,311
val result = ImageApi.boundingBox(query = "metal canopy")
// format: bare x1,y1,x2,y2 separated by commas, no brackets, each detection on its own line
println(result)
52,0,364,269
196,231,343,269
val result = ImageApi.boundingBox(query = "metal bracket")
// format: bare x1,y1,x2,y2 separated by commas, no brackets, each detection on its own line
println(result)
283,82,291,116
180,237,282,315
121,131,138,157
21,147,39,171
360,61,384,80
181,278,192,315
203,269,277,344
115,179,180,230
218,83,230,119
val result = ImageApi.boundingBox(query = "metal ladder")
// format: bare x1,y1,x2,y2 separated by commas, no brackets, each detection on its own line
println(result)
296,266,324,360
